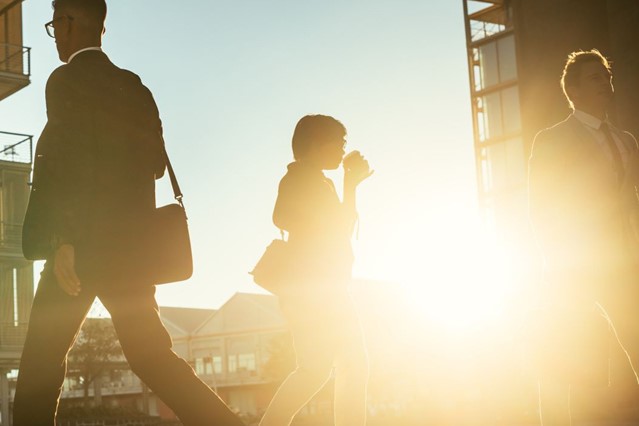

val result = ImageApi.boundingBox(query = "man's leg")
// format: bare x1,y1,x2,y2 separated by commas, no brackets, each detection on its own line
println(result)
13,267,95,426
99,284,244,426
538,380,572,426
599,289,639,418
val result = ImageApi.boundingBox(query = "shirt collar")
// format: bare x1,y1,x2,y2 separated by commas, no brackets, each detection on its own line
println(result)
67,46,103,64
573,109,610,131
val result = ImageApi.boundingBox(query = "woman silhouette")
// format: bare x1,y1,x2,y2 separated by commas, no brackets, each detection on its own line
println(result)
259,115,372,426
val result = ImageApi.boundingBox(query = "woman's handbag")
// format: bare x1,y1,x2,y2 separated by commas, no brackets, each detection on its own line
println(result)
250,233,298,294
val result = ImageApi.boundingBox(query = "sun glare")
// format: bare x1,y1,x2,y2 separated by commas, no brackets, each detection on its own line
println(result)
412,230,511,332
356,211,512,334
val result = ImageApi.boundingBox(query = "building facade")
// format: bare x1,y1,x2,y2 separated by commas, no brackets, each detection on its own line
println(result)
462,1,639,420
0,1,32,425
57,294,294,422
55,286,418,423
462,0,639,300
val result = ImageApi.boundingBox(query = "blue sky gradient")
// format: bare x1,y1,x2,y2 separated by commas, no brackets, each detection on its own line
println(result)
1,1,480,311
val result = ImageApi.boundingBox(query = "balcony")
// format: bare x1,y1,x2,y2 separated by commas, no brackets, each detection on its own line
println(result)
465,0,512,43
0,130,32,164
0,322,27,348
0,42,31,101
0,131,32,254
0,321,27,368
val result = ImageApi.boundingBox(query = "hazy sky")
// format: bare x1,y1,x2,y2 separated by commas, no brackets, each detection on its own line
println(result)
1,1,483,313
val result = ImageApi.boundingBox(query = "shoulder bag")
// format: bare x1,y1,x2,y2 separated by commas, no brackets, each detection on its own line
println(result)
144,139,193,284
250,231,299,294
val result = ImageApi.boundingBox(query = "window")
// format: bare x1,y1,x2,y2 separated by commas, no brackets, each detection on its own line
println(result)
195,358,205,375
238,353,256,371
476,42,499,90
478,92,502,141
477,86,521,142
501,86,521,135
497,35,517,82
213,356,222,375
479,138,526,194
195,356,221,375
228,355,238,373
473,35,517,92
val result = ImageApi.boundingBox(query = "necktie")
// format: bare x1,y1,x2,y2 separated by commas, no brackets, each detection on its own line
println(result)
600,122,624,184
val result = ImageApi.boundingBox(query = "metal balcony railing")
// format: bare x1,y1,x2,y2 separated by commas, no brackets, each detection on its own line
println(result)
0,221,22,249
0,131,33,164
0,321,28,349
0,43,31,77
0,43,31,100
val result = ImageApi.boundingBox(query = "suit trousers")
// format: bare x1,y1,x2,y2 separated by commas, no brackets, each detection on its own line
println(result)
12,265,243,426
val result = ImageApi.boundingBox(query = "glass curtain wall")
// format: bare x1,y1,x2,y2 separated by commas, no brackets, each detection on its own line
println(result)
462,0,525,237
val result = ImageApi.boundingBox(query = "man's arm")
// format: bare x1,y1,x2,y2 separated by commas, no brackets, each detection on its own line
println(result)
44,68,94,246
137,81,165,179
528,128,572,260
621,132,639,239
44,67,90,295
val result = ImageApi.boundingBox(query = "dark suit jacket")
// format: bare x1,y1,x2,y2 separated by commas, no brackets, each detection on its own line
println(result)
528,114,639,303
22,50,165,281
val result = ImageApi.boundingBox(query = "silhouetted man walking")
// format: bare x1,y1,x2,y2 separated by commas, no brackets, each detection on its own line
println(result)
13,1,244,425
529,49,639,425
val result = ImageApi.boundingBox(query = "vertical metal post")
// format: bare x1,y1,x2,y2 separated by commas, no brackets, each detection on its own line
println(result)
461,0,485,205
25,47,29,76
0,370,9,426
3,11,8,72
210,352,218,392
142,383,150,415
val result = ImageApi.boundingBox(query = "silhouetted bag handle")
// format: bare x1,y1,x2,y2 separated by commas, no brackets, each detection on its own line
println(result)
250,231,300,294
144,137,193,284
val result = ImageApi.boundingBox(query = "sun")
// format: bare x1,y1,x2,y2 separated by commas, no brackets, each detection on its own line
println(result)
415,229,510,331
354,211,513,333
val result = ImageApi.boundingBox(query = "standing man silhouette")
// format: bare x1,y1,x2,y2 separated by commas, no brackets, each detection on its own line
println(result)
529,49,639,425
13,1,244,425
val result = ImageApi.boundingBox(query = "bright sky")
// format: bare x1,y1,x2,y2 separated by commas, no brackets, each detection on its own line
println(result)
1,1,488,314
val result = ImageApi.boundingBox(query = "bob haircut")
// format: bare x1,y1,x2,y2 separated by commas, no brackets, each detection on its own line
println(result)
291,115,346,161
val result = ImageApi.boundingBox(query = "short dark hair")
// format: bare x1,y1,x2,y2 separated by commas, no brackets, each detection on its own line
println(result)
291,115,346,161
52,0,106,30
560,49,611,109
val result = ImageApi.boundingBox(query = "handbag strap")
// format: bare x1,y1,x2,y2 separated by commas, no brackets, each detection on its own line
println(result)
160,133,185,209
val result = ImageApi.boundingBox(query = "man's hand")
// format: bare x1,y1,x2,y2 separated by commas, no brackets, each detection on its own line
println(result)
54,244,82,296
343,150,374,188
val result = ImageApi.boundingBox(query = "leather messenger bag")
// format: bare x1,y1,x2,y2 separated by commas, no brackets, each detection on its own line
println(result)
143,140,193,284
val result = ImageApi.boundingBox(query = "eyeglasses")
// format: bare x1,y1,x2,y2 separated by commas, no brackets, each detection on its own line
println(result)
44,15,73,38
